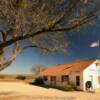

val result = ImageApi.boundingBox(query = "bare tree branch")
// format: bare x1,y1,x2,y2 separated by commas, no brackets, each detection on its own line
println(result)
22,45,53,52
0,42,21,71
0,10,98,49
0,31,6,42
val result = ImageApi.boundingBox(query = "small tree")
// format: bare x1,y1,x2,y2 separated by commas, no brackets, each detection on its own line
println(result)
31,64,46,75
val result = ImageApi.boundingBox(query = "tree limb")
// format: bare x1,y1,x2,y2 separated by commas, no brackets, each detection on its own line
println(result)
50,0,79,29
22,45,53,52
0,10,98,49
0,30,6,42
0,42,21,71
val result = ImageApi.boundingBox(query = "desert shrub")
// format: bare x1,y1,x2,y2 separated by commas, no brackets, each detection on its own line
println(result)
63,84,76,91
16,75,26,80
0,75,5,79
56,84,76,91
31,77,44,85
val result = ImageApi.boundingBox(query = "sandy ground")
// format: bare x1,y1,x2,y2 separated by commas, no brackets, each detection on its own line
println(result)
0,82,100,100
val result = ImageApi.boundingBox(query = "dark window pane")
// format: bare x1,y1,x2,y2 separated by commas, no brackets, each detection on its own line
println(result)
76,76,80,86
62,75,69,82
50,76,56,81
43,76,48,81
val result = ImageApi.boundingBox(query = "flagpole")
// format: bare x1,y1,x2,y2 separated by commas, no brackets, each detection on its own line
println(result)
97,40,100,60
97,40,100,89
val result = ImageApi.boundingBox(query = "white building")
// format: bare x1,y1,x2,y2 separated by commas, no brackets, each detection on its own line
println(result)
41,59,100,91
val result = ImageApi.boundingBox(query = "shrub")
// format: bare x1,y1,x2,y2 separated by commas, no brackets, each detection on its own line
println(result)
56,83,76,91
16,75,26,80
32,77,44,85
0,75,5,79
63,84,76,91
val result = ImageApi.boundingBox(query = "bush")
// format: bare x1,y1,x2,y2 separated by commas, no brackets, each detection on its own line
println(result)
57,84,76,91
31,77,44,85
63,84,76,91
16,75,26,80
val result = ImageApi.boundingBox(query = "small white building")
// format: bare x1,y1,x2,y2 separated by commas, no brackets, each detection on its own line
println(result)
41,59,100,91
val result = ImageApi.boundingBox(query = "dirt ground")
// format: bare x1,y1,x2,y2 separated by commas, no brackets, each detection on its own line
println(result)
0,82,100,100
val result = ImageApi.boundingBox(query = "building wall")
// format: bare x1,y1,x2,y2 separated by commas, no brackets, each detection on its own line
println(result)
43,72,83,90
83,60,100,91
68,71,83,90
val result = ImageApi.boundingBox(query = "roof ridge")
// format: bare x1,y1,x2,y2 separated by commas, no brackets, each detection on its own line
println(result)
66,59,94,64
50,59,94,68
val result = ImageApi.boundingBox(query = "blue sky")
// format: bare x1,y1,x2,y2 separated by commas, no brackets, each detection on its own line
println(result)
0,19,100,75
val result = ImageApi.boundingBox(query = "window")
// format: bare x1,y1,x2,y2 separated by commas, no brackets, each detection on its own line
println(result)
50,76,56,81
62,75,69,82
43,76,48,81
76,76,80,86
98,76,100,84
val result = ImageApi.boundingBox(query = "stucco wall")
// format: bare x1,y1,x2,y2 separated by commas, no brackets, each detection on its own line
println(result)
83,60,100,91
69,72,83,90
43,72,83,90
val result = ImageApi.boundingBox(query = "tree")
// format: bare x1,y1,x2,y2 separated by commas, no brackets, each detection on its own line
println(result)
31,64,46,75
0,0,100,71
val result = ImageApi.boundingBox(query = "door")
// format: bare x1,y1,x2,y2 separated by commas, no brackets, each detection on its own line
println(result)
50,76,56,87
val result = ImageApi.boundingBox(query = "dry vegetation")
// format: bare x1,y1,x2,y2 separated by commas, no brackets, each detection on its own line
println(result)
0,74,34,83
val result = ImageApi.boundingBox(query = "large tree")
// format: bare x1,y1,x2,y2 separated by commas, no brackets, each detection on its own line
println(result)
0,0,100,71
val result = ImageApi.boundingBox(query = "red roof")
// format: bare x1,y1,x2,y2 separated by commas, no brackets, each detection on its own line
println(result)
41,60,94,76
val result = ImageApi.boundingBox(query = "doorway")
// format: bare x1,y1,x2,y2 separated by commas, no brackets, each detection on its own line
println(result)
76,76,80,86
50,76,56,87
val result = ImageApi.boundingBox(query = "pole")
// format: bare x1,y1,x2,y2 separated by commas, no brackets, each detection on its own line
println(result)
97,40,100,59
97,40,100,89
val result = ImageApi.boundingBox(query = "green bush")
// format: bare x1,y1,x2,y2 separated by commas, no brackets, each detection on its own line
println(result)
32,77,44,85
16,75,26,80
56,84,76,91
62,84,76,91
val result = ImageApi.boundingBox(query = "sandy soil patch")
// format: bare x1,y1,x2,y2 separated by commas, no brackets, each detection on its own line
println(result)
0,82,100,100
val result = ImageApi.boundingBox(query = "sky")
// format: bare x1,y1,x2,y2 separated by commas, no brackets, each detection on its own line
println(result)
0,19,100,75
